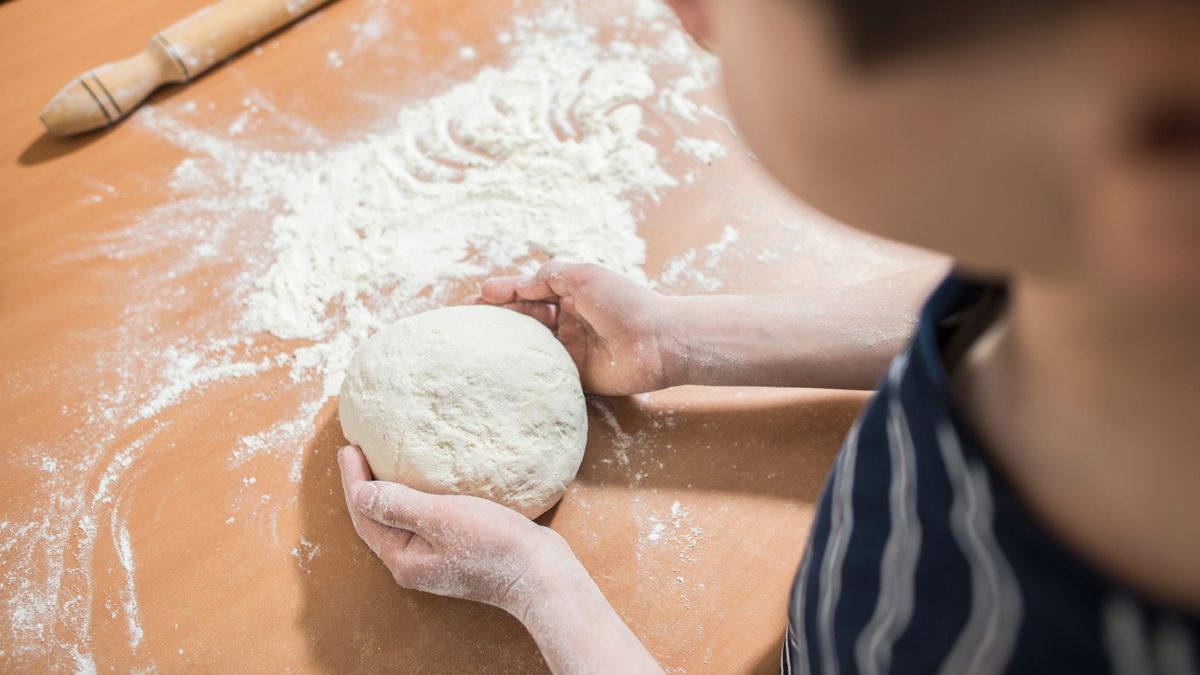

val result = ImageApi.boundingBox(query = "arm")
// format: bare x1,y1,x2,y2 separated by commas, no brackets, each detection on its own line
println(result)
337,446,662,675
475,261,947,394
663,263,947,390
520,550,662,674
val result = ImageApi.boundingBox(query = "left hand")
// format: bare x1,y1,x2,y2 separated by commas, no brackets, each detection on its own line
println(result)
337,446,576,619
469,262,682,396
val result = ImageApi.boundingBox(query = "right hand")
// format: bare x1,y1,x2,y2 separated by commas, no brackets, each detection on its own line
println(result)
470,262,680,396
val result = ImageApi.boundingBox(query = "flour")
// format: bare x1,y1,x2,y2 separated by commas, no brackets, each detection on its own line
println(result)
657,225,742,292
676,137,727,164
589,398,637,468
135,343,272,422
148,7,716,409
291,537,321,571
111,504,143,651
348,6,392,58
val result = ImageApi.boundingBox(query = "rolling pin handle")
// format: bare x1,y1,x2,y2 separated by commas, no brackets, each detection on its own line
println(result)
39,0,337,136
151,34,193,82
39,44,185,136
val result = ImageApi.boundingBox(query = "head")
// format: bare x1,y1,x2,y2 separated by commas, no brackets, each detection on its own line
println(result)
667,0,1200,308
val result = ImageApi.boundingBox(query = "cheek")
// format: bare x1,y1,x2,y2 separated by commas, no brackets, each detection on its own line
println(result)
710,0,1075,274
1087,168,1200,298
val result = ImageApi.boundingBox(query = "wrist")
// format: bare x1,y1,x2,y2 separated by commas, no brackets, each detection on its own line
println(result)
655,295,696,389
504,527,591,624
510,529,662,674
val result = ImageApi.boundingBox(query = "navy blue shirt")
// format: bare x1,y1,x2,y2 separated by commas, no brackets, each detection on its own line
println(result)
784,275,1200,674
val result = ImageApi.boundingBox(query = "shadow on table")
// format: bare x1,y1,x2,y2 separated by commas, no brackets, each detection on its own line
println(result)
294,388,864,673
575,389,863,502
295,408,545,674
752,638,788,675
18,84,193,166
18,130,107,166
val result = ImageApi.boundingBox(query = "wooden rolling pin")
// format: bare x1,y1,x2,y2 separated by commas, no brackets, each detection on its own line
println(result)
40,0,337,136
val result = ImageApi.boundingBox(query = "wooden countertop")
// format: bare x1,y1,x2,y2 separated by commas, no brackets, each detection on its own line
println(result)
0,0,932,671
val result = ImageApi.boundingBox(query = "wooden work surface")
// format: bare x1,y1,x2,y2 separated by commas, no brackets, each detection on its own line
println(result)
0,0,933,672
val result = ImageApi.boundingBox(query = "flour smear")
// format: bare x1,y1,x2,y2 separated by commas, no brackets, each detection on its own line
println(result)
2,0,733,670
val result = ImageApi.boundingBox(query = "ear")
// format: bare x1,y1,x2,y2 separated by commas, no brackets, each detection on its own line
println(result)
665,0,716,49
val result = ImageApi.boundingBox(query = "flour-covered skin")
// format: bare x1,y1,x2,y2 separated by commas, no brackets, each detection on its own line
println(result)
337,446,663,674
338,446,558,609
472,262,680,397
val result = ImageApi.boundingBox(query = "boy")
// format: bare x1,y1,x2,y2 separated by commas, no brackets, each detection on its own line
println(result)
337,0,1200,672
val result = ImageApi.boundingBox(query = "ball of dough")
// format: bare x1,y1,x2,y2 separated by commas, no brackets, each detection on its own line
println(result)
338,305,588,519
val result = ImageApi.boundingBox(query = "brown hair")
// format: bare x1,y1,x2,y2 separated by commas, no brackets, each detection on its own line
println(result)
823,0,1089,63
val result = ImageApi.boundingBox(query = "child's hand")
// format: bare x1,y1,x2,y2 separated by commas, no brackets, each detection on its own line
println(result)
337,445,573,619
471,262,680,396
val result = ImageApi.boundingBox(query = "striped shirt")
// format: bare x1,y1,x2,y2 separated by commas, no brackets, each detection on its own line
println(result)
784,275,1200,674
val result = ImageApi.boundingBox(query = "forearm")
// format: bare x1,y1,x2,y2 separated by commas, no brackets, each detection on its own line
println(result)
514,551,662,675
662,263,948,390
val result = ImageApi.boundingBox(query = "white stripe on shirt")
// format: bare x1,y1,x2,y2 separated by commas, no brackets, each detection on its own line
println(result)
1105,594,1154,675
936,419,1023,675
788,547,814,675
856,355,922,675
817,421,863,675
1156,616,1200,675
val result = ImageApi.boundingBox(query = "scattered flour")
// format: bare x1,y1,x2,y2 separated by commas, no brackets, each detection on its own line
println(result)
657,225,742,292
348,5,393,58
111,504,143,651
675,137,727,164
291,537,321,571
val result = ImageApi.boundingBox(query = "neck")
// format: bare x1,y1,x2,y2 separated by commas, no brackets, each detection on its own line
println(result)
954,270,1200,605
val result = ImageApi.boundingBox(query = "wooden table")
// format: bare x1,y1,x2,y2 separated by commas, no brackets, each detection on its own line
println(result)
0,0,933,671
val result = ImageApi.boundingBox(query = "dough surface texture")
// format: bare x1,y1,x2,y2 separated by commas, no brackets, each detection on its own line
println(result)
339,305,588,519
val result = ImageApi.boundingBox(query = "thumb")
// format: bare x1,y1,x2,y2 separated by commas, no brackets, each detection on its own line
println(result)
352,481,441,535
533,261,605,299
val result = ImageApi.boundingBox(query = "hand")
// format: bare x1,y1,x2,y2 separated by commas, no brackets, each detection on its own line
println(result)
470,262,680,396
337,446,576,619
339,445,664,674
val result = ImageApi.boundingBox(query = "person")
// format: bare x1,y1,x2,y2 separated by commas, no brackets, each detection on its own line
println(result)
336,0,1200,671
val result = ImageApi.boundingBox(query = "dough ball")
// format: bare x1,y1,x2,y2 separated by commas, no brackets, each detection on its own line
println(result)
338,305,588,519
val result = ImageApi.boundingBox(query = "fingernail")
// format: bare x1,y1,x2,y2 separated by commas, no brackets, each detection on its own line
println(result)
337,446,352,471
352,482,378,510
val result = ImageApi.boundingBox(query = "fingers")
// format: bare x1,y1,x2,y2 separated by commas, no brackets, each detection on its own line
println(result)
337,446,397,556
479,276,523,304
481,273,557,303
338,444,373,483
352,480,442,537
526,261,600,300
480,262,606,305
